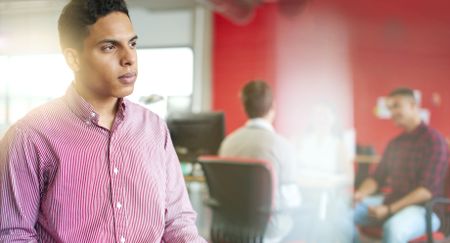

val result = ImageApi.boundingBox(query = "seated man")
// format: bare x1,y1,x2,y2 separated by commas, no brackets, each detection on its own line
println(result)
353,87,449,243
219,80,299,243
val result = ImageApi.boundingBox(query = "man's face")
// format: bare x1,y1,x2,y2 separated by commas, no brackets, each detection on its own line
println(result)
387,95,417,127
76,11,138,100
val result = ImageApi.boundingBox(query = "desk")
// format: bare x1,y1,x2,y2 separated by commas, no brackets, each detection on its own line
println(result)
184,175,205,183
355,155,381,164
296,173,353,219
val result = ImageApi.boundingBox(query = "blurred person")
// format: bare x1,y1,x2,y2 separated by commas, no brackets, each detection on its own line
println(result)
219,80,299,243
292,103,354,243
295,103,353,177
0,0,205,242
353,87,449,243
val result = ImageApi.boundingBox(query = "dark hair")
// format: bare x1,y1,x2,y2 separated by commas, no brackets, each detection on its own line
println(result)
241,80,273,118
58,0,129,50
388,87,416,99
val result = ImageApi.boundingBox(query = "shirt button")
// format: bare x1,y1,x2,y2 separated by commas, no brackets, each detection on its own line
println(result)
114,167,119,175
120,236,125,243
117,202,122,209
90,112,96,117
85,120,90,125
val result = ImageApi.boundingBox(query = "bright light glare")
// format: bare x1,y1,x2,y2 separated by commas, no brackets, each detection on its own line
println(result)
0,47,194,134
134,47,193,97
8,54,72,98
130,47,194,117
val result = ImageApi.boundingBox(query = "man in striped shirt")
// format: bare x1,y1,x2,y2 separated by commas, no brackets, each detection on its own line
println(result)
0,0,206,242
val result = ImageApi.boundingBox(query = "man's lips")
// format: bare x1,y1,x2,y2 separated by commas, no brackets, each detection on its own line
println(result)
118,72,137,84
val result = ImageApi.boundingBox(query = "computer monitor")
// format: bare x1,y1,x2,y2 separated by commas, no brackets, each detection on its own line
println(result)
166,111,225,162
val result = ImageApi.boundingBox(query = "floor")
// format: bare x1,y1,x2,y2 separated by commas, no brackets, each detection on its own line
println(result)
187,181,365,243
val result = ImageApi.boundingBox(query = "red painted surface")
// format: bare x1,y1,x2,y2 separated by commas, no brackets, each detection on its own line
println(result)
212,4,278,135
348,1,450,152
212,0,450,152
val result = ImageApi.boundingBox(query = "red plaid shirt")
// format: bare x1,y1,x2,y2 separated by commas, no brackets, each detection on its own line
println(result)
373,122,449,205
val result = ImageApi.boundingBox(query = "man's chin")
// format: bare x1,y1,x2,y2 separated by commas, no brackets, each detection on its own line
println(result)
392,120,406,128
117,87,134,98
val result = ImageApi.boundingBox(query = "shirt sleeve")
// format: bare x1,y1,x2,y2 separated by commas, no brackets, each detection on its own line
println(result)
0,126,40,242
161,124,207,243
371,141,392,189
418,134,449,197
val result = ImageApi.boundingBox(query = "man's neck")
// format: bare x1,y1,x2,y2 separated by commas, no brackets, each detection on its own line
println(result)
74,82,118,129
90,98,118,130
403,116,422,133
90,98,118,116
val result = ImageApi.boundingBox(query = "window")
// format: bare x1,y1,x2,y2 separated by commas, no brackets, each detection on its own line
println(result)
131,47,193,117
0,47,194,136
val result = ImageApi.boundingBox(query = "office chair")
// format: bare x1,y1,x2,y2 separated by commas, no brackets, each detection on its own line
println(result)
198,156,275,243
359,165,450,243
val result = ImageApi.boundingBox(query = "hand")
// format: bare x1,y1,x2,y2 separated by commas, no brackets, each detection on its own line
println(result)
352,191,364,207
368,205,389,220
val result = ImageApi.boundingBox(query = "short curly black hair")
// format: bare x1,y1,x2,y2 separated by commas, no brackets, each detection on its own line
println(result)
58,0,129,50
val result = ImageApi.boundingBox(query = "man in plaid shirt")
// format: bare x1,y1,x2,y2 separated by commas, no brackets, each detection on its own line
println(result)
353,87,449,243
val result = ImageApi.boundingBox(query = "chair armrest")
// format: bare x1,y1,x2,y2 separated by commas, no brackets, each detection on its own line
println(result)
425,197,450,243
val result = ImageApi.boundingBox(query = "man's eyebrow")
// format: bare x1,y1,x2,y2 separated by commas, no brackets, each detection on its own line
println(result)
129,35,138,42
96,39,119,46
96,35,138,46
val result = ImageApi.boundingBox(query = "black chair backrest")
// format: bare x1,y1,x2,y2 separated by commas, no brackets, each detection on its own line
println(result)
198,156,274,242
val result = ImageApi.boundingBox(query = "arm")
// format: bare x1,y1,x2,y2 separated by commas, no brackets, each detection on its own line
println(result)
388,187,432,214
368,187,432,220
354,177,379,204
370,134,448,219
389,134,448,213
161,125,206,243
355,142,392,204
0,127,40,242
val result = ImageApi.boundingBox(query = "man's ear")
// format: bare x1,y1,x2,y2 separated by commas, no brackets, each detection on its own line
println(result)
63,48,80,72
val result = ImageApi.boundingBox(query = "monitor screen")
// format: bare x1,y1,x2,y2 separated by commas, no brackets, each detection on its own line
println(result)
167,112,225,162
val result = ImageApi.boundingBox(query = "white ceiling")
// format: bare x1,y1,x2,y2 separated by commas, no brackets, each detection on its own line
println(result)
128,0,199,10
0,0,200,13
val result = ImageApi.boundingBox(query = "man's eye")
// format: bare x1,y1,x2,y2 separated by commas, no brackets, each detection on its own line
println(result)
130,41,137,49
102,45,115,52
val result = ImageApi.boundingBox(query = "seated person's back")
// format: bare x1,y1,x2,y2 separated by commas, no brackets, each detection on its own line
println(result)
219,80,298,243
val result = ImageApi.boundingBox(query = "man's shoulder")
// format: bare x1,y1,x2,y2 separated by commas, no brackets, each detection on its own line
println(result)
222,126,292,150
421,125,448,145
124,100,167,131
221,127,246,144
16,97,66,130
1,98,65,145
125,100,163,120
225,126,277,141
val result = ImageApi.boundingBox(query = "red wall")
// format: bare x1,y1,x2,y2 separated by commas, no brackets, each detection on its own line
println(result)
348,1,450,152
212,0,450,153
212,4,278,135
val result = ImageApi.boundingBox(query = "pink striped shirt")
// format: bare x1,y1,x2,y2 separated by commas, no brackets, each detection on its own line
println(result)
0,85,206,243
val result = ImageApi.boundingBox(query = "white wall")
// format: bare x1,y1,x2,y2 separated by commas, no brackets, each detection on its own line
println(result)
130,8,193,48
0,7,194,54
0,9,62,54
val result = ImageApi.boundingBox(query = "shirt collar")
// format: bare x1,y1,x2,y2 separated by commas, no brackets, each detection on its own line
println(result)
245,118,274,132
64,84,127,125
404,121,426,137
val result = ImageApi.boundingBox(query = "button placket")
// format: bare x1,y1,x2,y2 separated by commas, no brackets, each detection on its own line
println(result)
109,136,127,243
